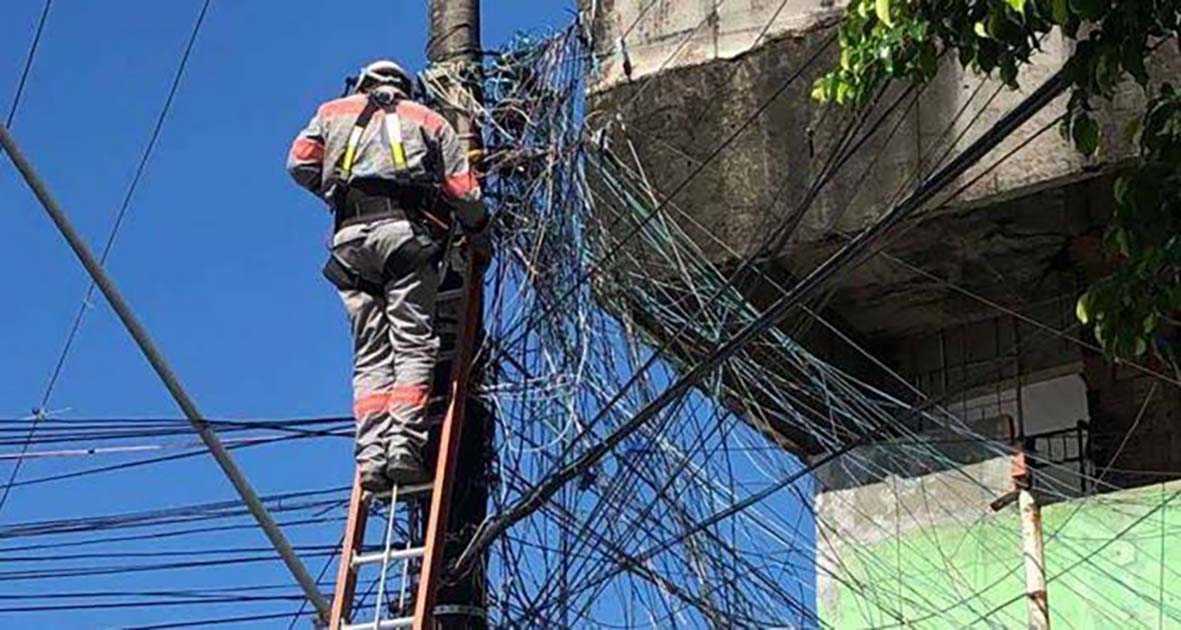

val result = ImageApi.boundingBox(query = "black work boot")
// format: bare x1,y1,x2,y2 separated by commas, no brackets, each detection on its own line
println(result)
386,450,430,485
360,467,392,494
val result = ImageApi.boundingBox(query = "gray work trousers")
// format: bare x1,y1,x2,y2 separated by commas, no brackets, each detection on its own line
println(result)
331,218,440,474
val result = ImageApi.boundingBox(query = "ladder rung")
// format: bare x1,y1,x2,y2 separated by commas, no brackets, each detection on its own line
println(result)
352,545,425,568
372,481,434,501
343,617,414,630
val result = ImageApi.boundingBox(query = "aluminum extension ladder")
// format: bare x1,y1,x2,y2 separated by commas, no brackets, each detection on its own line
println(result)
328,255,483,630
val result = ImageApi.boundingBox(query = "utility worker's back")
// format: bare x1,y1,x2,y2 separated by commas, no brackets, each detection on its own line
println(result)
288,92,482,221
287,60,489,494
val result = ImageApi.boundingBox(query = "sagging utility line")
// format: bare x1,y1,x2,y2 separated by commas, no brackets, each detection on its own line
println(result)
0,123,332,624
455,67,1070,574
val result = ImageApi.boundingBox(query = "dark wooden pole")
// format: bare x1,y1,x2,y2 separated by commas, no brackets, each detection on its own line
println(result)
424,2,490,628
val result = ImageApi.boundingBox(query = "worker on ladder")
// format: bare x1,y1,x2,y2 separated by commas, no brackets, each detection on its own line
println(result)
287,60,489,494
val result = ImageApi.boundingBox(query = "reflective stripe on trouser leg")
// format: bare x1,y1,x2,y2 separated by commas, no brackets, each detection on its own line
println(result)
383,259,440,455
340,288,395,473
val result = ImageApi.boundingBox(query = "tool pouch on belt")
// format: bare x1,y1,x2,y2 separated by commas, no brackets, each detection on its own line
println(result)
322,252,383,296
322,219,443,298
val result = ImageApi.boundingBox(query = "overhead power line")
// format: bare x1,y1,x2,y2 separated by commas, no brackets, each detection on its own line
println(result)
457,67,1071,573
0,0,215,519
5,0,52,127
0,107,331,630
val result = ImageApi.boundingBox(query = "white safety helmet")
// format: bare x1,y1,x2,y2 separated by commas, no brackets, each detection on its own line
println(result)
355,59,414,96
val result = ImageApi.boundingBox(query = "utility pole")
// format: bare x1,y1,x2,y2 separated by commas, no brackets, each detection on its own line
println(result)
425,1,491,628
0,124,331,624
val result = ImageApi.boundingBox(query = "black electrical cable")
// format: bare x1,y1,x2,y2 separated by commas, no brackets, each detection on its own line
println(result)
0,0,214,517
459,67,1070,572
4,0,52,127
123,609,318,629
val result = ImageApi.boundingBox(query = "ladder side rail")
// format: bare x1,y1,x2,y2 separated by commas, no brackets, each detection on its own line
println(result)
330,471,371,629
413,261,482,630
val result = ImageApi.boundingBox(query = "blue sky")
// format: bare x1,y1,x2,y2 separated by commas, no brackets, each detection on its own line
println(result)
0,1,574,626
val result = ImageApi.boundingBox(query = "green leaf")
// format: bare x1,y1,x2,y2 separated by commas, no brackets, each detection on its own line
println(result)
1114,175,1132,207
1114,227,1131,257
1069,0,1108,21
1122,43,1149,87
1062,14,1081,38
811,80,828,102
1072,114,1100,156
958,45,975,67
976,42,999,73
811,76,839,103
836,81,852,105
1128,177,1160,216
1134,337,1148,357
1050,0,1070,25
988,10,1009,40
1094,48,1119,94
1007,0,1027,14
918,43,938,78
908,20,929,41
1076,294,1090,324
876,0,893,26
1000,58,1019,88
975,21,990,38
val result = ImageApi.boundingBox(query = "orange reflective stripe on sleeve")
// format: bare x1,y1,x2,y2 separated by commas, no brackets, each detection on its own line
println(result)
387,384,430,409
443,171,479,199
353,391,391,418
291,138,324,161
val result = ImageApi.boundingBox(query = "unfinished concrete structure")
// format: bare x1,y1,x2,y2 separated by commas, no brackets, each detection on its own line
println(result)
580,0,1180,624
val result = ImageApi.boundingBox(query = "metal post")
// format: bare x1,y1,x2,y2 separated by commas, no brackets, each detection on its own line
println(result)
990,447,1051,629
0,123,332,623
1019,487,1050,629
1008,448,1049,630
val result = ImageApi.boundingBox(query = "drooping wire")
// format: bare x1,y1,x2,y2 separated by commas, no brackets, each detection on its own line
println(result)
0,0,215,517
4,0,52,127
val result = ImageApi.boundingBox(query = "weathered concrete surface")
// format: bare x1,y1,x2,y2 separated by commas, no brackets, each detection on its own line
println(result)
584,6,1181,624
583,1,1179,336
583,0,847,89
584,1,1181,496
814,179,1099,340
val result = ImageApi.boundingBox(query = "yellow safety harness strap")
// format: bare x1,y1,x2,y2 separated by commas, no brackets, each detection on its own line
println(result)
339,97,383,181
383,111,408,171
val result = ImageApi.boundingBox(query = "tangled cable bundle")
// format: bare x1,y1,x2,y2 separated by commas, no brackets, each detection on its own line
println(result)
0,15,1176,628
446,23,1181,628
